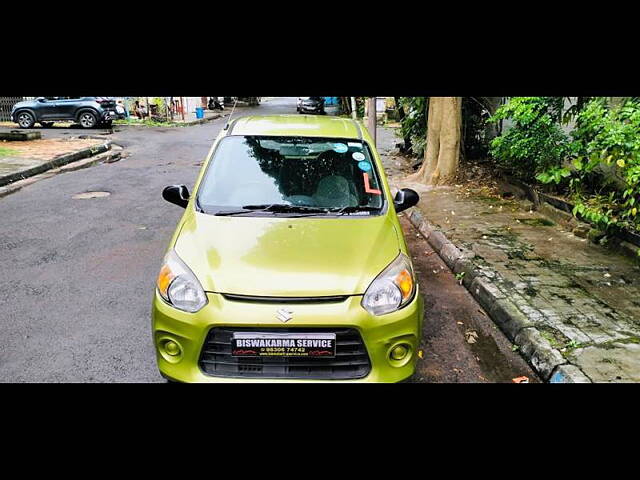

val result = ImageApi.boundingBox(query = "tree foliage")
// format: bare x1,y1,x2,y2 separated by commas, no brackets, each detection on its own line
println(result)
488,97,572,183
564,98,640,231
398,97,428,157
490,97,640,233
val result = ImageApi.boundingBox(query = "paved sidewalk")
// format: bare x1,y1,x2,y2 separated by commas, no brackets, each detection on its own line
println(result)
0,137,108,188
378,124,640,383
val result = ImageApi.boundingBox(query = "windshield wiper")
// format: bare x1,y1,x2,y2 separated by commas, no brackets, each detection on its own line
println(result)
330,206,382,215
211,208,254,216
211,204,328,217
242,204,330,214
211,204,380,217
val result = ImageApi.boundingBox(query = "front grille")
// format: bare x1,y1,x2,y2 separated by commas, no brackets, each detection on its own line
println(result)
221,294,349,304
199,327,371,380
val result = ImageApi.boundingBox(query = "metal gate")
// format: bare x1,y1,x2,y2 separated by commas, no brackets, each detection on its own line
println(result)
0,97,35,122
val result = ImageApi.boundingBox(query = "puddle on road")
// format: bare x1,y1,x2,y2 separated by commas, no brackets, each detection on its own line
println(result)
72,191,111,199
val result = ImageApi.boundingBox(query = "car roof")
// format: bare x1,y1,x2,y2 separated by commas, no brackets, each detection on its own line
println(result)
228,115,362,139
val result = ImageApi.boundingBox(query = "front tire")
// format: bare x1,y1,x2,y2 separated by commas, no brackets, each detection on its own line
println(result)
78,111,98,129
16,111,35,129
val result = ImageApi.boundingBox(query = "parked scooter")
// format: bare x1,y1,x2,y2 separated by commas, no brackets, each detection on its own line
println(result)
208,97,224,111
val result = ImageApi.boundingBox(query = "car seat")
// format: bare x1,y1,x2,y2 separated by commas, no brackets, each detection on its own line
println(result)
313,176,358,208
279,159,318,206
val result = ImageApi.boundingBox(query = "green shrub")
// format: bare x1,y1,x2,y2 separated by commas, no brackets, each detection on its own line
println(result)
489,97,571,183
398,97,427,157
564,98,640,231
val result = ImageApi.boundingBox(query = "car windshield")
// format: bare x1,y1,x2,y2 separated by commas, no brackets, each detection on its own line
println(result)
197,135,385,215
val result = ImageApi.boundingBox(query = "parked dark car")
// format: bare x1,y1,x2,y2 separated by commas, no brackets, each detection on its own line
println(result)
11,97,124,129
297,97,325,114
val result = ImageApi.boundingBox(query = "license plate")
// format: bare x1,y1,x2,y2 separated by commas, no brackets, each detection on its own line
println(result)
232,332,336,358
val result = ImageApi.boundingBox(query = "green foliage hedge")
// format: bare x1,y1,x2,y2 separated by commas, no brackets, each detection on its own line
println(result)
491,97,640,233
489,97,571,183
398,97,427,157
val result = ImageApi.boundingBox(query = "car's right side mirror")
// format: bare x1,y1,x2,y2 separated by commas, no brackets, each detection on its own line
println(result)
162,185,190,208
393,188,419,213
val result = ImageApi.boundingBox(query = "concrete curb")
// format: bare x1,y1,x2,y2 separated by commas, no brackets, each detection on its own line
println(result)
113,112,226,129
407,207,591,383
183,112,226,126
0,140,111,190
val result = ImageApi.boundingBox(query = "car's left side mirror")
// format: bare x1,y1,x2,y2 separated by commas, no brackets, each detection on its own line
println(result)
393,188,419,213
163,185,190,208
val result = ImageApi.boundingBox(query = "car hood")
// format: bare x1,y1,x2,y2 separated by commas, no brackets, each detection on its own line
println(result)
174,212,400,297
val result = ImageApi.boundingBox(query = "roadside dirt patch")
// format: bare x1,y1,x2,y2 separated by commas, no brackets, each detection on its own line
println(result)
0,138,104,160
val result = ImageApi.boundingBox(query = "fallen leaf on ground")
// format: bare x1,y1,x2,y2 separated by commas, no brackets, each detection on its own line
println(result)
512,376,529,383
465,330,479,344
477,309,486,316
418,350,424,359
456,321,464,325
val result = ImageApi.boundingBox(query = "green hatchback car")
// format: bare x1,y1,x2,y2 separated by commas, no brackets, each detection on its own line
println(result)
152,115,423,382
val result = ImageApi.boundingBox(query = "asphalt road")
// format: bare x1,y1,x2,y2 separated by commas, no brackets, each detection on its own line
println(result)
0,97,536,382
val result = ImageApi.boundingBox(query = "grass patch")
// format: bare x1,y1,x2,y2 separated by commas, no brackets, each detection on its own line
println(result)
0,146,19,158
114,118,186,128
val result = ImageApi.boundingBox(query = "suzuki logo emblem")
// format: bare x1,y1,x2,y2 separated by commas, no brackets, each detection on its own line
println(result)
276,308,293,323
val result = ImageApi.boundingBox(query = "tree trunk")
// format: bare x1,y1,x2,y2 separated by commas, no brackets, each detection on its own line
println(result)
366,97,376,146
408,97,462,185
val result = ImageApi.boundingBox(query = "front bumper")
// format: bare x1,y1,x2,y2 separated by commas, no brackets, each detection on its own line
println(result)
300,106,322,113
152,289,423,383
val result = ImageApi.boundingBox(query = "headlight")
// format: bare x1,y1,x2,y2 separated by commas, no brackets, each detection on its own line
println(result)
362,253,416,316
156,249,207,313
